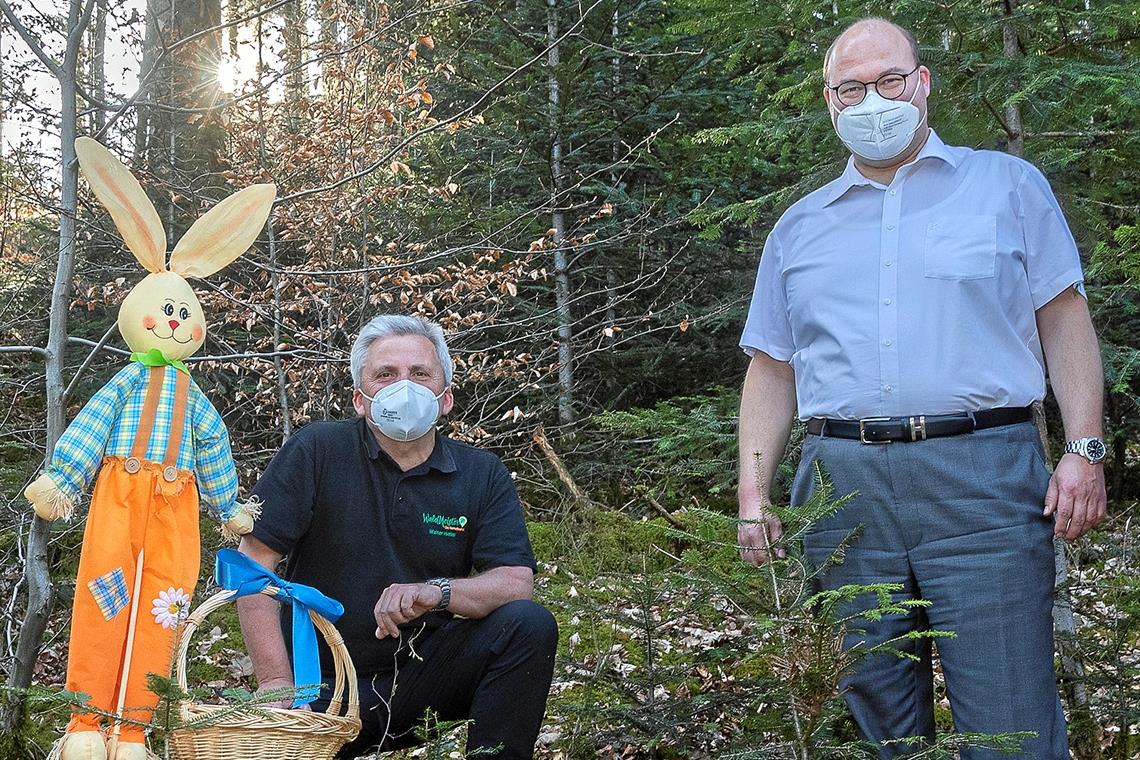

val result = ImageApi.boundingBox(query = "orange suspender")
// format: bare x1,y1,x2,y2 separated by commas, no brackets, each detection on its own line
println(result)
127,368,165,472
162,370,191,481
126,366,191,481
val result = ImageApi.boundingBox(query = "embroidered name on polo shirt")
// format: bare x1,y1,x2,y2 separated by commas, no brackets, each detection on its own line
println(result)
422,512,467,538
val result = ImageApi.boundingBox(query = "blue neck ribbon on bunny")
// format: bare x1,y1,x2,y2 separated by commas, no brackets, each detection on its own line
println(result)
130,347,190,375
214,548,345,706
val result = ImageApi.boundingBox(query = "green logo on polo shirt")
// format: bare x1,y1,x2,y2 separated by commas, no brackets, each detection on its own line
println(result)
423,512,467,538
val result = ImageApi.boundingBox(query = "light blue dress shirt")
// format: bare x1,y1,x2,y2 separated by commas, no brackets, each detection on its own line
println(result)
741,129,1085,420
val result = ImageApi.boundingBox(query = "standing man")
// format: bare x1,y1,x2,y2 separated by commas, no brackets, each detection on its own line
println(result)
737,17,1106,759
236,315,558,759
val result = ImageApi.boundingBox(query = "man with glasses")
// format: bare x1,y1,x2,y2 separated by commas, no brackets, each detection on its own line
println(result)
737,16,1105,758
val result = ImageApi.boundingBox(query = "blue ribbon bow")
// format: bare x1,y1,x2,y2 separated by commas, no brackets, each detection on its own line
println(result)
214,548,345,707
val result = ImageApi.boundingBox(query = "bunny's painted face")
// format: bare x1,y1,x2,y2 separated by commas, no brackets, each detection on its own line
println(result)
118,272,207,360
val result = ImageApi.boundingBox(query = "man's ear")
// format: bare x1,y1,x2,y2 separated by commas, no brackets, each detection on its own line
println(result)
439,387,455,417
352,388,368,418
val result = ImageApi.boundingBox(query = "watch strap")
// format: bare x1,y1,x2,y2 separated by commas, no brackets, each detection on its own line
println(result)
426,577,451,611
1065,437,1106,464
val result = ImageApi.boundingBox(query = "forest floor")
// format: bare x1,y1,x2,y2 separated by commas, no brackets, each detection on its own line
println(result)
5,502,1139,759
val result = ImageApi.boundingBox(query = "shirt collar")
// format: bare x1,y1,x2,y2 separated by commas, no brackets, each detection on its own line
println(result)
820,128,958,207
131,347,191,375
359,417,457,474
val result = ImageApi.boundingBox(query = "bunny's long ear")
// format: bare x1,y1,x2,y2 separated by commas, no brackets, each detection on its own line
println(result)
168,184,276,278
74,137,167,273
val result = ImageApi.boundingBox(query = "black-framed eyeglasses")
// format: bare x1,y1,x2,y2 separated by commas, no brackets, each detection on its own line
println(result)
828,64,920,107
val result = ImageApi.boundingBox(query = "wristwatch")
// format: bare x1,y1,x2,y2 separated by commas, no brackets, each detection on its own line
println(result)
1064,437,1107,464
425,577,451,611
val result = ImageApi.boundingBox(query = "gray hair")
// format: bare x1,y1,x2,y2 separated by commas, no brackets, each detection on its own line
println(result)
350,315,454,388
824,17,921,84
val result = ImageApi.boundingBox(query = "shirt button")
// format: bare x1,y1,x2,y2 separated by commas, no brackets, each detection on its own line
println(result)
889,189,897,196
884,260,893,267
883,384,893,392
883,298,892,305
886,224,895,230
883,339,893,346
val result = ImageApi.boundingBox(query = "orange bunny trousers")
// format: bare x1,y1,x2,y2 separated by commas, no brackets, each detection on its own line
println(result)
65,457,200,742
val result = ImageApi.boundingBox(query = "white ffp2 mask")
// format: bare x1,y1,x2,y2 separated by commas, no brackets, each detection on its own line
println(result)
361,379,445,442
831,84,924,163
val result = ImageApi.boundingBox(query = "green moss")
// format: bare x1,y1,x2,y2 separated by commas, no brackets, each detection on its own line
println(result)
529,509,676,576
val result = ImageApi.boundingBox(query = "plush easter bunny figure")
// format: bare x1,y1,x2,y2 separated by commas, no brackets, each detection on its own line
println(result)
24,137,274,760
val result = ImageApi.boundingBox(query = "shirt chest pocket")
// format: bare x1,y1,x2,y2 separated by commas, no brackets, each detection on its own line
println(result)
923,215,997,280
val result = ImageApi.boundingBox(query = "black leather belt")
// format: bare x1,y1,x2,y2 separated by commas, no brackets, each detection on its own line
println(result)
805,406,1032,444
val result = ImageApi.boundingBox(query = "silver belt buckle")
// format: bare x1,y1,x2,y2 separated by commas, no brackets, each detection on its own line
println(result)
909,415,928,441
858,417,892,444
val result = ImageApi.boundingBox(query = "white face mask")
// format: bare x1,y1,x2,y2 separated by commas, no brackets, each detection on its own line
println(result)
360,379,445,442
831,82,924,163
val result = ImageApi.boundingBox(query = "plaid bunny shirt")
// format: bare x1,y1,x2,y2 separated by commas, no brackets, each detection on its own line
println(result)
46,360,240,524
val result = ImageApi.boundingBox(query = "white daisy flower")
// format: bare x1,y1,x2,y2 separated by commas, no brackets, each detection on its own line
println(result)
152,587,191,629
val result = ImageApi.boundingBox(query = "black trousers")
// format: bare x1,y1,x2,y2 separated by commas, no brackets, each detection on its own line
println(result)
312,600,558,760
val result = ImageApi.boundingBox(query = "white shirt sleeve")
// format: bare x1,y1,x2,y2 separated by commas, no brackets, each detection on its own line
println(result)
740,231,795,361
1017,163,1085,308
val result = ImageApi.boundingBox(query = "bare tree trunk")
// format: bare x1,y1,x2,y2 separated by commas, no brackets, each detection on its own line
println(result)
322,304,334,420
1005,4,1093,753
143,0,225,217
605,9,619,344
267,218,292,441
0,26,5,157
0,0,92,731
133,3,159,161
318,0,337,94
548,0,574,424
89,0,106,134
284,0,307,101
257,2,291,442
1002,0,1024,157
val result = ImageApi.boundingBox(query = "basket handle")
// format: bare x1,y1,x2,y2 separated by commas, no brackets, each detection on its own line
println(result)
174,586,359,722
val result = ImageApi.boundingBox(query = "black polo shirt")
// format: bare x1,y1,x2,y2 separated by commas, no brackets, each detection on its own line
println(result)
250,417,537,677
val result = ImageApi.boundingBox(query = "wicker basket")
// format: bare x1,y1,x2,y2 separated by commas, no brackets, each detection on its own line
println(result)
167,586,361,760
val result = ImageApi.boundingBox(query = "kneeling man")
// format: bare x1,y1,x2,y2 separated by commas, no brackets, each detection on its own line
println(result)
237,314,557,759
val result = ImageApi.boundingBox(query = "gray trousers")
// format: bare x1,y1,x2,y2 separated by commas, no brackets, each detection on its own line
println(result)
792,421,1069,759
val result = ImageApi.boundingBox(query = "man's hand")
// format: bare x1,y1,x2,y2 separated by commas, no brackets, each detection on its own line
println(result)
254,676,311,711
739,493,785,566
1044,453,1107,541
373,582,443,639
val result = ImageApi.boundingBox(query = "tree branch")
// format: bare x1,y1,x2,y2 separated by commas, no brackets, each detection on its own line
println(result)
277,0,608,205
0,0,66,81
63,0,98,68
63,337,334,364
0,345,48,356
981,96,1015,140
62,322,116,403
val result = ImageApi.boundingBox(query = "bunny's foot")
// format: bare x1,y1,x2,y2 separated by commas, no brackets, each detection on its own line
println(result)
111,741,149,760
56,730,107,760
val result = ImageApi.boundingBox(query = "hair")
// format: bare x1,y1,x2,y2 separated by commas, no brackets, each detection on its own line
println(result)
823,17,921,84
350,314,454,388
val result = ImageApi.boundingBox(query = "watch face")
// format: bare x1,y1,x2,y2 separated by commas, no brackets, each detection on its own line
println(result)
1087,438,1106,462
